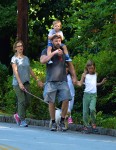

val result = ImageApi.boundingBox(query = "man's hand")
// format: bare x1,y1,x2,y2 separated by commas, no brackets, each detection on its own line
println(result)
57,49,63,56
72,77,77,85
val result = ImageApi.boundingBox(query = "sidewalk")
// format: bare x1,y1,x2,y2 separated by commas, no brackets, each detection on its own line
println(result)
0,115,116,137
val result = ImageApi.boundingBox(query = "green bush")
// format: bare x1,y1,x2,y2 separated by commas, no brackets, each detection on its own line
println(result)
96,111,116,129
0,62,9,111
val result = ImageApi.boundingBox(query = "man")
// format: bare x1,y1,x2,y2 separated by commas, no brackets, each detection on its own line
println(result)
40,35,77,131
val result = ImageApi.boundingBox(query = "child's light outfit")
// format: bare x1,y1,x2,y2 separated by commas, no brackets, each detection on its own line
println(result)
48,29,64,46
83,73,97,127
47,29,72,64
67,74,75,124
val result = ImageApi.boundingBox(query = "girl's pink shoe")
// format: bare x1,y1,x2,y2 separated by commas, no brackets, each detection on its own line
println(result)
68,117,73,124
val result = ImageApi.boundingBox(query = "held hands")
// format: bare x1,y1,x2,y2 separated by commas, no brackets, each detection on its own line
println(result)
76,81,82,86
37,80,44,88
72,78,77,85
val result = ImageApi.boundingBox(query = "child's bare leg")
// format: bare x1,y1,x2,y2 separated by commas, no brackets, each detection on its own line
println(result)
62,45,72,61
62,45,68,55
47,46,53,64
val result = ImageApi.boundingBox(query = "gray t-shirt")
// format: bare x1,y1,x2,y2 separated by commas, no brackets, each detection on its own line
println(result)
41,48,67,82
11,55,30,85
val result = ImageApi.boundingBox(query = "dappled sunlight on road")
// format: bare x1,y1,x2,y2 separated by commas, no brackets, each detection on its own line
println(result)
0,144,19,150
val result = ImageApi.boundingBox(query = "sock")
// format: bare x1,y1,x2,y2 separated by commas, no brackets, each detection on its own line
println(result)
65,54,69,60
52,120,55,123
60,117,65,123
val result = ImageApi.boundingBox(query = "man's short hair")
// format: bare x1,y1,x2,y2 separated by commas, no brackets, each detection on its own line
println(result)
51,35,62,41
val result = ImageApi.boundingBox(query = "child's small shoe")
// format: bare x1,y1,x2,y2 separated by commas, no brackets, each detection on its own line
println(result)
66,58,72,62
68,117,73,124
47,60,53,64
65,54,72,62
92,124,98,133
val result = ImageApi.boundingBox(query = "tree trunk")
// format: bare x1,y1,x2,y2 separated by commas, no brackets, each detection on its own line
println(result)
17,0,28,55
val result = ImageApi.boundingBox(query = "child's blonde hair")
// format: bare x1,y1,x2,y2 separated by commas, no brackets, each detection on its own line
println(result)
53,20,62,28
84,60,96,74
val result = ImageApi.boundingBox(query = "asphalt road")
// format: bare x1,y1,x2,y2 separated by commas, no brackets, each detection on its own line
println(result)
0,122,116,150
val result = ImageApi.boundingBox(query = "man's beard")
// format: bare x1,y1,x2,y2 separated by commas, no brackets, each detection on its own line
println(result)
54,44,60,49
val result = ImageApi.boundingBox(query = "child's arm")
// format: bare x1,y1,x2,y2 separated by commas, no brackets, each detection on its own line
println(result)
77,73,85,86
48,34,56,40
48,31,64,41
55,32,64,41
97,78,107,86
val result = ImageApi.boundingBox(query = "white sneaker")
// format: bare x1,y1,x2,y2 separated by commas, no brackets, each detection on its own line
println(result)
48,60,53,64
20,120,28,127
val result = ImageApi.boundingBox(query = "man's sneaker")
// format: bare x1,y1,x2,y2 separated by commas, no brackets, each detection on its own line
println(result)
59,122,67,131
20,120,28,127
48,60,53,64
68,117,73,124
14,113,21,125
51,122,57,131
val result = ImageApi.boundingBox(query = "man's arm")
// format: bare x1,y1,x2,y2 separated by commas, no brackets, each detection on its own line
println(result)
67,62,77,85
40,49,63,64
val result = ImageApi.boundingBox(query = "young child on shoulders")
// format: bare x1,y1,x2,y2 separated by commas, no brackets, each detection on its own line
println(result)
78,60,106,133
47,20,72,64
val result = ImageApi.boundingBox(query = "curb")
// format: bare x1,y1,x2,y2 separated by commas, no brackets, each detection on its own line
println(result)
0,115,116,137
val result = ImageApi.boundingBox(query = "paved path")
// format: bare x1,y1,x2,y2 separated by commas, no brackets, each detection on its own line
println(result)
0,122,116,150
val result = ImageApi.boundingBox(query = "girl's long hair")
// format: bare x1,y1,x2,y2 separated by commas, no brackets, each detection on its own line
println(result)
84,60,96,74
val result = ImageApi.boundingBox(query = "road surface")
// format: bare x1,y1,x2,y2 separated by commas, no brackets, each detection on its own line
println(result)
0,122,116,150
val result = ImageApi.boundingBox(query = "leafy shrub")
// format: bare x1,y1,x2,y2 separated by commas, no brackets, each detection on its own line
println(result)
96,111,116,129
0,62,9,111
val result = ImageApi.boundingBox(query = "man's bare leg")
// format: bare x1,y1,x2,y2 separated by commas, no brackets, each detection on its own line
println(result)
49,102,55,120
59,100,68,131
61,100,68,118
49,102,57,131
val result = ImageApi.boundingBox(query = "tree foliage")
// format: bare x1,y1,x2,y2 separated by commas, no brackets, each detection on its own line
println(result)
0,0,17,37
64,0,116,54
